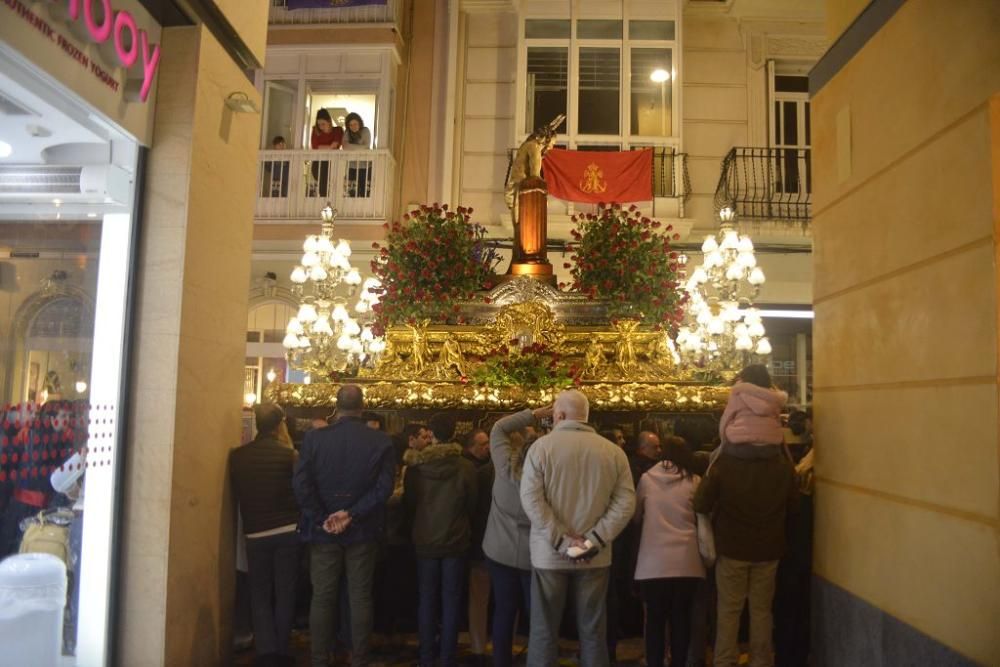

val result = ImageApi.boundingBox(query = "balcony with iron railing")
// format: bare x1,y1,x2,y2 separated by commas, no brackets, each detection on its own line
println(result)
255,149,395,222
714,147,812,222
268,0,402,26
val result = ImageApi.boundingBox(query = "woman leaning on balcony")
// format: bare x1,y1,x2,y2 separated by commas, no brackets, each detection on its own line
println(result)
342,112,372,198
310,108,343,197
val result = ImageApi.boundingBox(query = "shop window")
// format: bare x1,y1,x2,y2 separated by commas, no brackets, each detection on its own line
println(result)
629,20,675,41
524,19,570,39
577,19,622,39
769,70,811,195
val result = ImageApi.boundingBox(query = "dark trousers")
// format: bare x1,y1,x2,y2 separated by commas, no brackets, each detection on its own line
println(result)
641,577,701,667
246,531,300,657
311,160,330,197
487,557,532,667
528,567,610,667
417,555,466,667
310,540,377,667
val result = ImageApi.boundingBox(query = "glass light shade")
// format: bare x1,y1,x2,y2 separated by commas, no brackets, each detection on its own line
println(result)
290,266,308,284
719,206,735,222
363,277,381,291
303,235,319,253
369,339,386,353
748,267,766,285
343,319,362,336
355,300,370,313
336,334,354,350
707,318,725,335
321,205,334,222
350,340,364,355
737,252,757,268
701,236,718,253
738,236,754,253
332,254,351,271
748,321,766,337
721,302,741,321
691,267,709,284
331,304,349,321
720,230,740,251
336,239,352,257
704,251,723,269
734,323,749,337
755,338,772,355
317,235,334,253
725,264,743,281
282,331,300,348
298,336,311,348
345,268,362,285
301,252,320,268
286,317,304,335
743,308,762,324
696,308,712,325
309,265,329,281
361,327,375,342
735,336,753,351
312,317,333,335
297,303,318,322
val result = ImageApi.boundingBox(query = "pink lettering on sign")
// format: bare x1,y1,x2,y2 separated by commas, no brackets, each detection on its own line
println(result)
61,0,161,102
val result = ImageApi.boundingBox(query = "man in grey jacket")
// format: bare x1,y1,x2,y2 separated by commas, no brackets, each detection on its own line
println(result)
519,389,635,667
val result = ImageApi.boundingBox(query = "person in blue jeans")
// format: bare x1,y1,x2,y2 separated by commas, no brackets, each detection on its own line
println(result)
402,414,478,667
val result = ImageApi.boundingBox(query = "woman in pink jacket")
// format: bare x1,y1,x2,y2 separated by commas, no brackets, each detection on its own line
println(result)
633,437,705,667
719,364,787,447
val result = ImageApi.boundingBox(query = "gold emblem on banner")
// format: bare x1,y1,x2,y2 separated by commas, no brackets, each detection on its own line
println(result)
579,163,608,194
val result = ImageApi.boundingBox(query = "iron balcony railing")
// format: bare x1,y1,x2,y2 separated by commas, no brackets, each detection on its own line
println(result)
714,147,811,222
255,149,395,221
268,0,401,26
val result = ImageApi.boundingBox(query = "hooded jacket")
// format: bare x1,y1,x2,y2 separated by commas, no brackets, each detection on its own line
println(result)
719,382,788,446
403,443,479,558
634,464,704,580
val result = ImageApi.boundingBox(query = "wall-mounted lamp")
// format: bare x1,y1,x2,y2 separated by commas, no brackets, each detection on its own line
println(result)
225,92,260,114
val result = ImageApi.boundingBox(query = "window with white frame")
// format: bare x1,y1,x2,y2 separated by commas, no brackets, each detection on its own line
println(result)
520,17,678,149
768,68,811,194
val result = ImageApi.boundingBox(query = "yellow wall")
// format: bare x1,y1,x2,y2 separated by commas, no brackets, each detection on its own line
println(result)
215,0,270,65
118,23,262,665
811,1,1000,664
825,0,870,43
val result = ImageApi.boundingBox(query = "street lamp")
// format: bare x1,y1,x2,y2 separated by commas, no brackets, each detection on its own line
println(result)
650,69,670,136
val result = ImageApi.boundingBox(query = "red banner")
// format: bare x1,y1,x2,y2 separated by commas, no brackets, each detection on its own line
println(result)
542,148,653,204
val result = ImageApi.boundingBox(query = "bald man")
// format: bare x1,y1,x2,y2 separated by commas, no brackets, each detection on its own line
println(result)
519,389,635,667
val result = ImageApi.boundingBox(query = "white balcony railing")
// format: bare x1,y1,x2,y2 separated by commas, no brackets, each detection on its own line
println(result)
269,0,401,26
256,149,395,221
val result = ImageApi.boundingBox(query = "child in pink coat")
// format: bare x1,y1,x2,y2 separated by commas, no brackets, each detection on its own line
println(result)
719,364,788,447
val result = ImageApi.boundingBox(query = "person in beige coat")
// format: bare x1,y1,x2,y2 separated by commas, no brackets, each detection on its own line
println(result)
519,389,635,667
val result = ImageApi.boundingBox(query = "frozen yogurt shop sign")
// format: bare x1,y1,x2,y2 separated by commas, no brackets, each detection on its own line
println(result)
0,0,162,143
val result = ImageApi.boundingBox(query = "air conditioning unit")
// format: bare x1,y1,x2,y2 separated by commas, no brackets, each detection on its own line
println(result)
0,164,131,204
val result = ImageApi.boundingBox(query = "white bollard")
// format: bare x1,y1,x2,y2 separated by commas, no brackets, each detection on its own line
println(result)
0,553,67,667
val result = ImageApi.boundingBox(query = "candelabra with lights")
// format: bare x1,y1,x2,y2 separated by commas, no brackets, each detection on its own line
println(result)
676,206,771,375
281,204,383,378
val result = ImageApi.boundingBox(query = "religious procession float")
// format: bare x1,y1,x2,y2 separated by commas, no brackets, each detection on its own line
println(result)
267,116,771,434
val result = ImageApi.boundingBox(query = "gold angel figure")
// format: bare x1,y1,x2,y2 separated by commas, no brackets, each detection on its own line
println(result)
438,336,467,378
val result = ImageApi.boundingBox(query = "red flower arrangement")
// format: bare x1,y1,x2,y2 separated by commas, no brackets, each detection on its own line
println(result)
565,203,687,329
370,204,498,336
470,341,581,389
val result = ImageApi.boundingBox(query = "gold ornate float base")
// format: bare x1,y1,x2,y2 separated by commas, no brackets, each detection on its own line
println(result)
267,302,728,412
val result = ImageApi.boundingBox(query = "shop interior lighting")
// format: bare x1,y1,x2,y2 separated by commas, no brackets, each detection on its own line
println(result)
0,140,11,158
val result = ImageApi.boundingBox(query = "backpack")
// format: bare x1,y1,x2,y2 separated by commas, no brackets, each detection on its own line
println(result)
19,510,73,567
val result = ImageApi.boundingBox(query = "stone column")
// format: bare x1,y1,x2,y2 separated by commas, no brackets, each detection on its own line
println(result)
117,25,260,666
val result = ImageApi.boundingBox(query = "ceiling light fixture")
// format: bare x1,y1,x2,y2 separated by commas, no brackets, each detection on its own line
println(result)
0,141,12,158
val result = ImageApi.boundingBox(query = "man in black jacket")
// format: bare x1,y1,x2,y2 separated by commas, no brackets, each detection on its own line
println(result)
230,403,300,665
403,414,478,667
463,429,494,666
294,385,395,667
